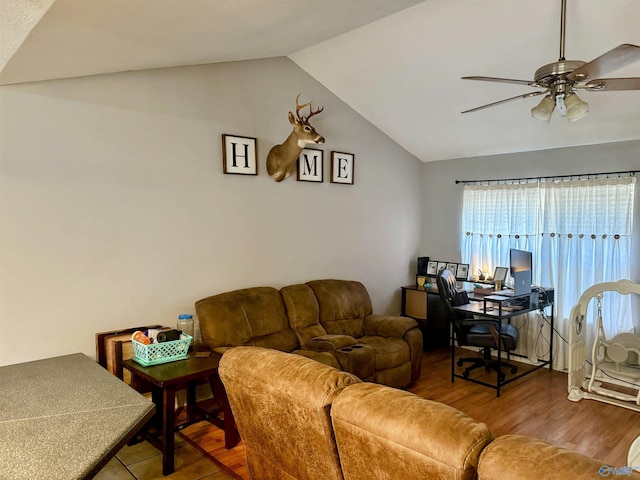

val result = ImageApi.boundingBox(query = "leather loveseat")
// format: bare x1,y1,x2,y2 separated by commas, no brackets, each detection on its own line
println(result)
219,346,636,480
195,279,422,388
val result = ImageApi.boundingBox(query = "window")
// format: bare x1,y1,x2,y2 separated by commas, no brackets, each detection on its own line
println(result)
461,175,636,369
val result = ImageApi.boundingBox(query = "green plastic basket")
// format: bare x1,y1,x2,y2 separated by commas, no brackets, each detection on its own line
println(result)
132,334,192,366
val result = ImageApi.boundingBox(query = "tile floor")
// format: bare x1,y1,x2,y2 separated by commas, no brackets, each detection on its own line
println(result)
94,434,234,480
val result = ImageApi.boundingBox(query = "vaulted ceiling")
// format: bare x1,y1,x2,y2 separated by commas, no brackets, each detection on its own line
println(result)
2,0,639,162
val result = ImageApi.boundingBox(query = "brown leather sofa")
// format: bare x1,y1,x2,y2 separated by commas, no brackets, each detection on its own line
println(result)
196,279,422,388
219,345,360,480
219,346,636,480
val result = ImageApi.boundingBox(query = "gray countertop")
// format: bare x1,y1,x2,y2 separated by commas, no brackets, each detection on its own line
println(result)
0,353,155,480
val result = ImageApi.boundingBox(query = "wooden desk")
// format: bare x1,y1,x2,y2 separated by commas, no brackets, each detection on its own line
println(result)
401,285,447,350
452,290,554,396
123,353,238,475
402,282,479,350
0,353,154,480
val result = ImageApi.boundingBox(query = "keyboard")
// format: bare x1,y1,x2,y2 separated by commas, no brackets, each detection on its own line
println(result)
494,289,515,297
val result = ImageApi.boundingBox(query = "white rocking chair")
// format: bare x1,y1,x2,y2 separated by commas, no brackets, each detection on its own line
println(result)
568,279,640,412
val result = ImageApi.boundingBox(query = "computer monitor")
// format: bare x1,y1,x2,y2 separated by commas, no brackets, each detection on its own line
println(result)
510,248,532,278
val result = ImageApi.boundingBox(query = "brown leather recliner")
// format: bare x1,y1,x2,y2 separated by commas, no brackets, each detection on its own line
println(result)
219,346,361,480
305,279,422,388
281,283,375,382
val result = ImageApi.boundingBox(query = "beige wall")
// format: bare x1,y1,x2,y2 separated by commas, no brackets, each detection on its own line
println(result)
0,57,423,365
421,139,640,270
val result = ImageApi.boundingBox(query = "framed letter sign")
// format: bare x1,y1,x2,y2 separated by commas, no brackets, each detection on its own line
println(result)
297,148,323,182
331,151,354,185
222,134,257,175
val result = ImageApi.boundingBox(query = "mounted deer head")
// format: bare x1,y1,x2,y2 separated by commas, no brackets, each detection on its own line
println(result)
267,94,324,182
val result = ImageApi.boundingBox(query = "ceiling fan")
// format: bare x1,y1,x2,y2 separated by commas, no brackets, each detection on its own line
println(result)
461,0,640,122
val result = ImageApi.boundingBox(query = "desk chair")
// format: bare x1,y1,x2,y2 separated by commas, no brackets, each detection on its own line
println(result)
437,269,519,382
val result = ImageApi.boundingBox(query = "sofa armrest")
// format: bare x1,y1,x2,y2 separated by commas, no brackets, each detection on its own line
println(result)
332,383,493,480
305,335,358,352
477,435,626,480
364,315,418,338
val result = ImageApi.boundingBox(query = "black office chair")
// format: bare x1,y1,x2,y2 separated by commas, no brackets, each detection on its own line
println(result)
436,269,519,381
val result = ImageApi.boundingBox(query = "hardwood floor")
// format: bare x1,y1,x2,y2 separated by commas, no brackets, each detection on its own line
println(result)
186,348,640,473
411,347,640,466
181,422,248,480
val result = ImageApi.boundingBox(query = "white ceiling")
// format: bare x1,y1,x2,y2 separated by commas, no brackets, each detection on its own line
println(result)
2,0,639,163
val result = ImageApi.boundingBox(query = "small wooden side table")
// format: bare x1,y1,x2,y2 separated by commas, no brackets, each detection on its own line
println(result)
123,353,238,475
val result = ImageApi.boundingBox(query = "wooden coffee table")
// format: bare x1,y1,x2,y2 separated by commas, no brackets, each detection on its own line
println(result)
123,352,238,475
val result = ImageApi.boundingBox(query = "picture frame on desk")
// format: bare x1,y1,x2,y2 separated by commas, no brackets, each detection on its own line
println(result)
427,261,438,276
436,262,447,274
493,267,508,283
446,263,458,274
417,257,430,275
456,264,469,281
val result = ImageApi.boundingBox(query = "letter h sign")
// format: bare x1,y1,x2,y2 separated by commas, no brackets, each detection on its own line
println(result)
222,134,258,175
297,148,323,182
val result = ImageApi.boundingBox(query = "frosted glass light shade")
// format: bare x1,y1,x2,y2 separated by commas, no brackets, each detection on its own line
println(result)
531,95,555,122
565,93,589,122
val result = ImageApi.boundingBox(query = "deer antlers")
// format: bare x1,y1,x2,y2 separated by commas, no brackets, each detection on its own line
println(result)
266,94,325,182
295,93,324,124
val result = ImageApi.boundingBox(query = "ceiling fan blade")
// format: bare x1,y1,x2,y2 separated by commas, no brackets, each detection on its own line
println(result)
566,44,640,82
462,76,541,87
461,90,547,114
580,77,640,91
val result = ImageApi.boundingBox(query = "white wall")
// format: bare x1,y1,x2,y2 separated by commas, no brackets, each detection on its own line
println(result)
0,57,423,366
421,140,640,271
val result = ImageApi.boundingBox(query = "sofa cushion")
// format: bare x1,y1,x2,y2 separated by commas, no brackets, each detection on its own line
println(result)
307,280,372,337
332,382,493,480
280,284,328,345
195,287,299,352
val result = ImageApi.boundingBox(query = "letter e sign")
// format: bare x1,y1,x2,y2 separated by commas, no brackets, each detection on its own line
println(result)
330,151,354,185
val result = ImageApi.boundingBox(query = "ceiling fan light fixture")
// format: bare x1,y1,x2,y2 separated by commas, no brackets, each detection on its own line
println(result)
531,95,555,122
460,0,640,121
564,92,589,122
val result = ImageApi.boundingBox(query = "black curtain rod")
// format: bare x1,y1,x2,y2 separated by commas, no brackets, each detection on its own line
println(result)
455,170,639,185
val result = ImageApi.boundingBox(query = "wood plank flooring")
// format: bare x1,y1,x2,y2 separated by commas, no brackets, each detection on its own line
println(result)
185,348,640,473
411,347,640,466
180,422,248,480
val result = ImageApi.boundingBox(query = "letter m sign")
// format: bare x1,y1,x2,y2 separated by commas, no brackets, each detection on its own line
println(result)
297,148,323,182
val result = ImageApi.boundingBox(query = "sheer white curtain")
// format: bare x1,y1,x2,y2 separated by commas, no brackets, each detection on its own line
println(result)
461,176,636,370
